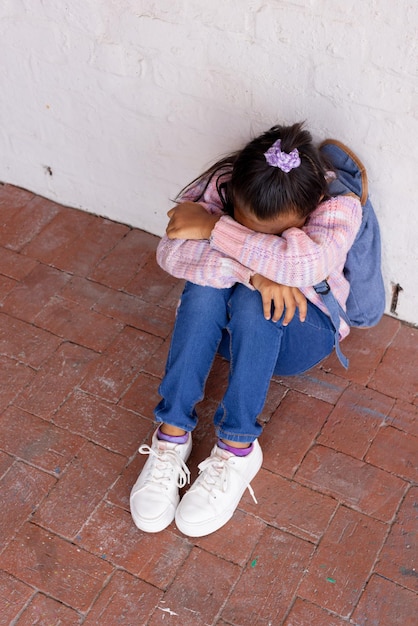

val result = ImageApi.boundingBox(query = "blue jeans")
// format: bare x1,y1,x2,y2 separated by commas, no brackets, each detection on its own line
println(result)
154,282,335,443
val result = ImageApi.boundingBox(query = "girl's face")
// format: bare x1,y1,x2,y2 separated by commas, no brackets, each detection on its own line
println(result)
234,205,306,236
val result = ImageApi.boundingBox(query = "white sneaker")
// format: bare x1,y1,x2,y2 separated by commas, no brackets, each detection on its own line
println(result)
175,440,263,537
130,429,192,533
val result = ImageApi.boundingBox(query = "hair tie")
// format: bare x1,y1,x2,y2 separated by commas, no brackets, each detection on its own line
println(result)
264,139,301,173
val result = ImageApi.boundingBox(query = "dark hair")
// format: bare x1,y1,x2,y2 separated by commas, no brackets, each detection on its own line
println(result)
177,122,331,220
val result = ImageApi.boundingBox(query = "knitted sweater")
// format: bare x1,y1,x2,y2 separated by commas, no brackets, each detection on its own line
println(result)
156,172,362,340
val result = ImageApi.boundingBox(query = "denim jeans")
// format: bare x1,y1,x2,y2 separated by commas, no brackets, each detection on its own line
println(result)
154,282,335,443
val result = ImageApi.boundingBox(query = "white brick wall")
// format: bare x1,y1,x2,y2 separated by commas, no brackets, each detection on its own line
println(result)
0,0,417,324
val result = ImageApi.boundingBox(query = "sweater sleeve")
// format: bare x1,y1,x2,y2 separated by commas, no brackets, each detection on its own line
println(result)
156,234,253,288
156,170,253,288
209,195,362,287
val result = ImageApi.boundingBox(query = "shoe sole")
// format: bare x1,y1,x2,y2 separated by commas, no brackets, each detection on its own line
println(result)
175,444,263,537
130,499,180,534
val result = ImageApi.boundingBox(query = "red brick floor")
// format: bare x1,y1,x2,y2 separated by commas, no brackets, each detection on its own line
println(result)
0,183,417,625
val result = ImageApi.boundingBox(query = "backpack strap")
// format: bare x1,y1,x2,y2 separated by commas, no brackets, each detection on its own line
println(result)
314,139,381,368
314,280,350,369
320,138,368,204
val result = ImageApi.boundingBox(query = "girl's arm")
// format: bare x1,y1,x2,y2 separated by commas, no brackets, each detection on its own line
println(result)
210,195,362,287
156,233,253,288
157,172,255,288
156,196,254,289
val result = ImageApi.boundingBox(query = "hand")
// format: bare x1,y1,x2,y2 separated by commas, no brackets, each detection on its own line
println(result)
250,274,307,324
166,202,221,240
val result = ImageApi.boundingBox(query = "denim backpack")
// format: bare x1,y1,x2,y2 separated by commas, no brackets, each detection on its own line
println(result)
314,140,386,368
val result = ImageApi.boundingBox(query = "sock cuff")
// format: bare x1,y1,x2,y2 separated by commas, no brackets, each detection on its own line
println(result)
157,427,189,445
217,440,254,457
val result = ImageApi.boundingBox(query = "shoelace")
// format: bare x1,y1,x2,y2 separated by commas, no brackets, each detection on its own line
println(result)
197,453,258,504
138,444,190,489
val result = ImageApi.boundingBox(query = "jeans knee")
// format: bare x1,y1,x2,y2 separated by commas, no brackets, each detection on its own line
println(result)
228,284,264,325
179,282,231,318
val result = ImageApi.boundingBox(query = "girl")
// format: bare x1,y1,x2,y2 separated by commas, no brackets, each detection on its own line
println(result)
130,122,362,537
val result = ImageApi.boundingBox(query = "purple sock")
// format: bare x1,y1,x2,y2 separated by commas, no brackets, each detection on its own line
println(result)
157,427,189,444
217,440,254,457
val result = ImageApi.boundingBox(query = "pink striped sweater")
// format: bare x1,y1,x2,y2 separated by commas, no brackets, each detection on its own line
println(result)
156,173,362,340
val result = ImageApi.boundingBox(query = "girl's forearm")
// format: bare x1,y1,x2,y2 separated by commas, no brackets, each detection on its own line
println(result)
210,196,362,287
156,235,253,288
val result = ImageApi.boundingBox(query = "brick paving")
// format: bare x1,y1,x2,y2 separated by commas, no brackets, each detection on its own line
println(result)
0,183,417,625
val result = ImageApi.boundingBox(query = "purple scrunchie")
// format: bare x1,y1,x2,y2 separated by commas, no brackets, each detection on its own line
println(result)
264,139,301,173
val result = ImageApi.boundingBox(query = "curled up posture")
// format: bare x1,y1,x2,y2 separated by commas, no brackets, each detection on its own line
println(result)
130,122,362,537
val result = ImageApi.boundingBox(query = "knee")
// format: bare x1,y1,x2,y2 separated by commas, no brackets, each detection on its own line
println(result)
178,282,231,318
228,285,265,324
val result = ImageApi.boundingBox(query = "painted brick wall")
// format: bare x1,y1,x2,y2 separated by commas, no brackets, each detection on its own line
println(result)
0,0,417,323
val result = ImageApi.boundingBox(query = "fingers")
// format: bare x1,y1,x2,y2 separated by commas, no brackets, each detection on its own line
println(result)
295,290,308,323
165,204,188,238
280,288,307,325
280,294,296,325
262,286,307,325
261,292,275,320
166,224,176,239
166,208,175,238
254,277,307,325
267,290,281,322
165,215,178,239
